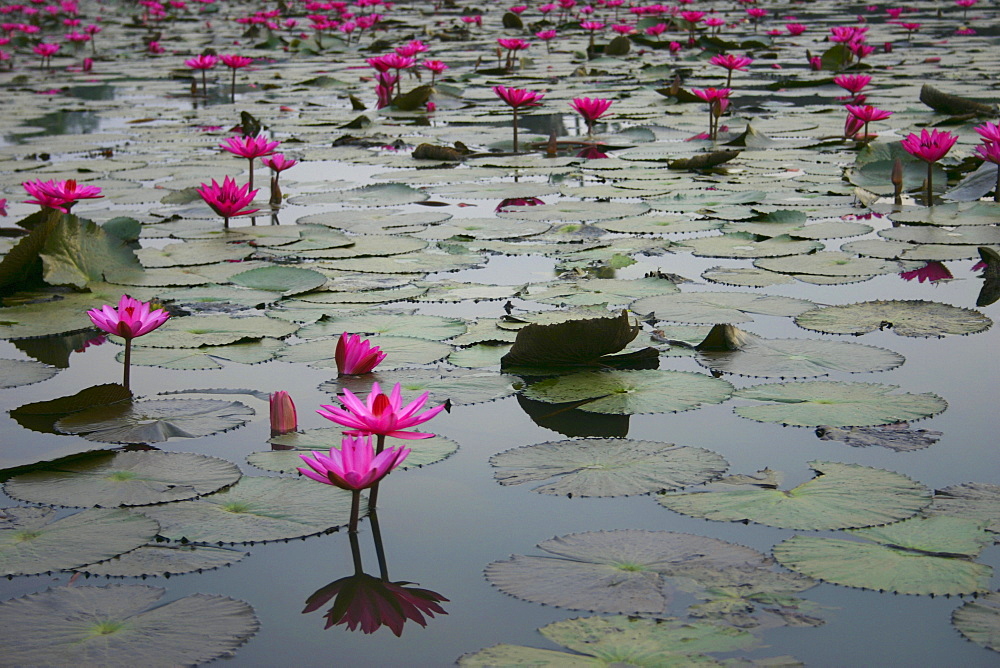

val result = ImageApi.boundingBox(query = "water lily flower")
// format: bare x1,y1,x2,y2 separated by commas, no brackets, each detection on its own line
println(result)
196,175,260,227
422,59,448,85
570,97,613,136
220,53,253,102
304,572,448,635
270,391,297,435
899,22,921,40
709,53,752,87
336,332,387,376
87,295,169,390
535,29,557,52
974,139,1000,202
692,87,731,140
845,104,892,138
974,121,1000,144
833,74,871,96
901,129,958,205
185,53,217,96
319,382,445,441
375,71,397,108
220,134,280,191
33,41,59,69
493,85,544,153
22,178,103,213
786,23,807,36
299,434,409,492
844,113,865,140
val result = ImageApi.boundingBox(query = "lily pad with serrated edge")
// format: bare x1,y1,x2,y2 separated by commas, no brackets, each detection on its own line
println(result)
296,285,427,305
953,591,1000,652
228,266,328,296
490,438,728,497
496,201,650,222
278,335,450,370
448,343,511,368
458,615,757,667
135,240,253,268
632,291,815,325
880,226,1000,246
0,358,60,388
4,451,242,508
76,544,248,577
138,476,357,544
325,368,519,406
726,219,873,240
658,461,929,530
288,182,429,207
485,529,778,615
794,300,992,338
0,507,159,576
696,337,905,378
55,398,254,444
733,381,947,428
928,483,1000,533
886,201,1000,227
773,516,993,596
702,266,794,288
122,338,286,370
681,233,824,259
121,314,299,348
251,430,458,473
753,252,898,277
597,214,724,235
529,276,680,307
319,250,487,274
156,285,283,308
0,585,258,665
299,312,466,341
524,369,734,415
413,280,524,303
0,300,95,340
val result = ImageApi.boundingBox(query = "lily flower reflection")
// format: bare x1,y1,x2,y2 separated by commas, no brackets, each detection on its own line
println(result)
899,261,953,283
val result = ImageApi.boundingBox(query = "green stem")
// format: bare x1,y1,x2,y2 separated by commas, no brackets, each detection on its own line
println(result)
367,434,386,512
248,158,254,192
512,107,519,153
995,165,999,203
926,161,933,207
230,67,236,103
123,338,131,391
201,69,207,97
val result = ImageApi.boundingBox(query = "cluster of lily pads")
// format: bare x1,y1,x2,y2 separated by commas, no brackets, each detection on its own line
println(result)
0,0,999,663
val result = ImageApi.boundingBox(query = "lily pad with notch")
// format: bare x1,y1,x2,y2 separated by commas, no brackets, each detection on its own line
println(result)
696,337,905,378
55,398,255,444
927,482,1000,533
251,429,458,473
118,314,299,348
76,544,248,578
123,338,286,370
952,591,1000,653
228,266,328,296
633,291,815,325
794,300,992,338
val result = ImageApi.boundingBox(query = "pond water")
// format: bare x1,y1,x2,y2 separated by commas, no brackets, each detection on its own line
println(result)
1,1,999,666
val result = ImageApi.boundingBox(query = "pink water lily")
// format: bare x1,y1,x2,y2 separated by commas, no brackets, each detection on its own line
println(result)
298,434,410,492
185,53,217,96
23,178,103,213
221,135,280,190
709,53,752,87
336,332,387,376
845,104,893,138
318,382,445,440
494,85,544,153
270,391,297,435
422,59,448,84
87,295,169,390
570,97,613,135
220,54,253,102
901,129,959,205
196,175,259,227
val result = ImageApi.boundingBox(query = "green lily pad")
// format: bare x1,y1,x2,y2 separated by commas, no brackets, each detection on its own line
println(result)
953,591,1000,652
682,233,823,259
753,252,898,277
155,285,283,309
0,299,95,340
597,214,724,235
928,483,1000,533
136,240,253,268
727,219,873,240
55,399,255,444
77,544,248,577
228,266,328,296
298,313,466,341
278,335,450,369
0,358,60,388
250,430,458,473
523,369,734,415
41,215,141,289
325,368,519,406
486,529,779,615
496,201,650,222
659,461,930,530
448,344,511,368
459,615,757,667
633,292,815,325
529,276,680,307
490,439,728,497
701,266,793,288
733,381,947,427
773,516,993,596
0,507,159,576
0,585,258,665
123,314,299,347
886,201,1000,227
880,226,1000,246
696,338,905,378
138,476,357,544
289,182,429,207
123,338,286,370
3,451,241,508
794,300,992,338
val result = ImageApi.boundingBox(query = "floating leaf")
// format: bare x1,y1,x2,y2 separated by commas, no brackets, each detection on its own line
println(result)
633,292,814,325
682,233,823,259
696,338,905,378
77,544,248,577
4,451,241,507
658,461,929,530
496,201,650,222
953,591,1000,652
55,399,254,443
753,252,898,277
794,300,992,338
490,439,728,497
0,585,258,665
928,483,1000,533
253,429,458,473
228,266,328,296
0,507,158,576
326,368,518,406
815,423,941,452
122,314,299,347
0,358,60,388
523,369,734,415
299,313,466,341
773,516,993,596
41,215,141,289
124,338,286,370
138,476,357,544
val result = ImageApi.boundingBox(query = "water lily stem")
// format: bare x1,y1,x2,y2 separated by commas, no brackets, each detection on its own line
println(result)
512,108,519,153
994,165,999,203
230,68,236,104
122,338,131,391
926,161,933,206
367,434,386,512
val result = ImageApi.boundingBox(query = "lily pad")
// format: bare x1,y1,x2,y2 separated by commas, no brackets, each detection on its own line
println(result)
0,507,158,576
298,313,466,341
773,516,993,596
251,430,458,473
0,358,60,388
682,233,823,259
0,584,258,665
123,339,286,370
815,423,942,452
4,451,242,508
658,461,930,530
523,369,734,415
794,300,992,338
753,252,898,277
77,544,249,577
496,201,650,222
122,314,299,348
138,476,357,544
733,381,947,427
228,266,328,296
633,292,815,325
55,399,255,444
928,483,1000,533
325,368,519,406
490,439,728,497
953,591,1000,652
696,338,905,378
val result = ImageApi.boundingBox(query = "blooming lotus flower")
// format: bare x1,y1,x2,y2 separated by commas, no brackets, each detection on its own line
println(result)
219,54,253,101
336,332,386,376
270,391,297,435
33,41,59,68
974,121,1000,144
494,85,544,152
262,153,297,173
395,40,427,58
899,22,921,39
186,53,217,96
304,573,448,636
679,10,704,23
87,295,169,390
846,104,893,137
496,37,530,69
844,113,865,140
786,23,807,35
298,434,409,492
375,71,397,109
23,178,103,212
196,175,260,227
570,97,613,135
901,129,959,205
975,139,1000,202
422,59,448,84
220,135,279,190
318,382,445,440
709,53,752,87
834,74,871,95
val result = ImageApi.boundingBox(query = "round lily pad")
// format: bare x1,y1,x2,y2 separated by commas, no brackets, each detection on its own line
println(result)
325,368,519,406
523,369,734,415
0,358,60,388
299,313,466,341
55,399,255,444
928,483,1000,533
228,266,328,296
0,507,159,576
123,314,299,348
753,251,898,277
77,544,248,577
137,476,358,543
953,591,1000,652
682,233,823,259
0,585,258,665
4,451,242,507
496,201,650,222
733,381,947,427
490,438,728,497
702,266,794,288
123,339,286,370
696,338,905,378
633,292,815,325
659,461,930,530
251,429,458,473
794,300,992,338
773,516,993,596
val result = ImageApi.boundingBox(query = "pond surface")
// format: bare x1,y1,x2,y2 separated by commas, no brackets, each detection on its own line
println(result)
1,1,999,666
